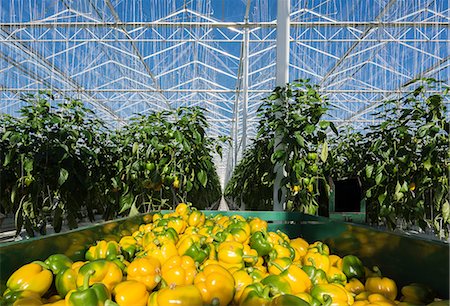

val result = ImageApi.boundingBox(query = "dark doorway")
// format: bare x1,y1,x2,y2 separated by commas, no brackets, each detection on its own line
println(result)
334,178,362,212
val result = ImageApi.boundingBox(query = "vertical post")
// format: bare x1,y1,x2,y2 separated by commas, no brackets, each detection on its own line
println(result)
273,0,290,211
241,23,249,159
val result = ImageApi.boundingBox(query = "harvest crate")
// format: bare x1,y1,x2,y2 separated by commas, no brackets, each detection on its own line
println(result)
0,211,448,299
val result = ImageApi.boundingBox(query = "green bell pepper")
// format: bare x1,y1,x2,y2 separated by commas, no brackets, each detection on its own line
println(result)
239,283,272,306
342,255,365,281
302,265,328,285
214,229,232,243
56,267,77,298
183,241,210,264
67,271,111,306
270,294,310,306
154,227,179,244
261,275,291,295
250,231,272,257
44,254,73,275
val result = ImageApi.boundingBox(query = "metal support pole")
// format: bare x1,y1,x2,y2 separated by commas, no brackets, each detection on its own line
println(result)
273,0,290,211
241,28,249,161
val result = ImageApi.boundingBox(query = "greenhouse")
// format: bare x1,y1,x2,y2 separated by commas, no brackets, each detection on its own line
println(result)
0,0,449,305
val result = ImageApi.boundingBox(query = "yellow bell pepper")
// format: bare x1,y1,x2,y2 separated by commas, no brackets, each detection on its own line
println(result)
217,241,246,266
85,240,121,261
43,300,66,305
194,264,235,306
295,292,317,304
161,255,197,286
76,259,122,292
188,209,206,227
231,268,253,304
367,293,397,305
353,300,396,306
184,226,199,235
365,277,398,301
12,296,44,306
346,278,365,295
290,238,309,261
329,254,343,268
113,280,148,306
355,291,372,301
326,266,347,284
150,284,203,306
268,257,292,275
167,217,187,235
271,244,295,260
2,290,42,306
175,203,190,219
127,257,161,291
279,264,312,294
6,262,53,296
267,232,284,245
140,240,179,266
302,248,330,274
310,283,352,305
249,217,268,234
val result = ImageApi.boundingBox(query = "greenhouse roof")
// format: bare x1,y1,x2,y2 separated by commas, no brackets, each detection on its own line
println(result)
0,0,449,180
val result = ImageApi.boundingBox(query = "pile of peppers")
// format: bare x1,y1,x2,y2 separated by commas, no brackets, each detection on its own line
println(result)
1,203,448,306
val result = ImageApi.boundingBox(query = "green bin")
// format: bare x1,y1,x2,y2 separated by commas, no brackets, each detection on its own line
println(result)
0,211,448,299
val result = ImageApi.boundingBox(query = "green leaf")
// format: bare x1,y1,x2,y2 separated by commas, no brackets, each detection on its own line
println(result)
423,158,432,171
271,150,286,163
186,181,193,192
3,150,13,167
319,120,330,129
378,192,387,205
58,168,69,186
320,141,328,163
365,164,374,178
442,201,450,223
132,142,139,155
197,170,208,188
400,181,409,193
129,203,140,217
304,124,315,134
174,130,184,143
375,171,383,185
294,132,305,147
395,181,401,194
119,193,134,214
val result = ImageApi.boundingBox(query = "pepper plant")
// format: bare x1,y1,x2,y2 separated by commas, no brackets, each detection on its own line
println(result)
0,92,114,235
226,80,337,212
112,106,223,215
329,79,449,237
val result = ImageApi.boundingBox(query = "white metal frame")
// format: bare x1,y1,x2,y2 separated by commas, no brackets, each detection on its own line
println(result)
0,0,448,186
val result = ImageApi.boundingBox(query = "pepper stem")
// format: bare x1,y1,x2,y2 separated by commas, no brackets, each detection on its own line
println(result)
82,270,94,290
270,261,288,272
32,260,50,270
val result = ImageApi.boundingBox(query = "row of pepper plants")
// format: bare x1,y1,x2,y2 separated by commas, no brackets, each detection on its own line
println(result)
225,79,449,237
327,79,449,237
225,80,337,213
0,92,223,236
